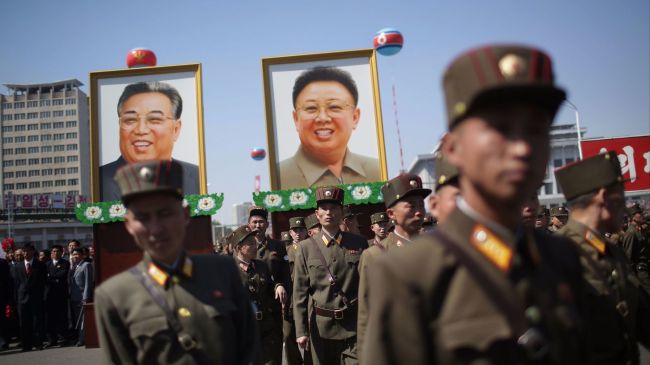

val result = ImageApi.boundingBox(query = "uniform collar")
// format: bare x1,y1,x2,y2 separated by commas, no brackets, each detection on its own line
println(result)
565,218,608,255
320,229,342,247
144,253,193,287
456,197,516,248
294,146,368,186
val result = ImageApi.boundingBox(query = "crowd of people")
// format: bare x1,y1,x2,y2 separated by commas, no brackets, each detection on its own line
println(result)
0,240,94,352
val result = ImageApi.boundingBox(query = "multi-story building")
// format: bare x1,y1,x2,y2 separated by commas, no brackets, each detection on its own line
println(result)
1,79,90,200
0,79,92,249
232,201,253,226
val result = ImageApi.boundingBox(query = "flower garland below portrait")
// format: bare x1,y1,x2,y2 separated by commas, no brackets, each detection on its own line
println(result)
253,181,384,212
74,193,224,224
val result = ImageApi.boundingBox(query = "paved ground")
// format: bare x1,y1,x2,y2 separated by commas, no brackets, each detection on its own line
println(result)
0,343,102,365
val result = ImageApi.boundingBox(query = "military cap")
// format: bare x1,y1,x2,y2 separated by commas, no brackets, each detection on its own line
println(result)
304,213,320,230
228,225,256,246
627,204,643,216
537,207,550,217
434,153,459,191
248,205,268,220
381,174,432,208
315,186,344,206
422,215,437,226
280,231,292,243
555,151,624,201
443,44,566,128
370,212,389,225
289,216,306,229
114,160,184,205
550,206,568,217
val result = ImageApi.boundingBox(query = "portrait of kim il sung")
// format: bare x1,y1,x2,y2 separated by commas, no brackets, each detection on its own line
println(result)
262,49,388,190
90,64,207,202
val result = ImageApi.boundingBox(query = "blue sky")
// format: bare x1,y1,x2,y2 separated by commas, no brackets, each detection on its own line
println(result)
2,0,648,224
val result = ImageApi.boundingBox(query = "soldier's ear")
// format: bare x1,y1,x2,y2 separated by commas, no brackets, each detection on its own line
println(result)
594,187,607,206
441,132,461,168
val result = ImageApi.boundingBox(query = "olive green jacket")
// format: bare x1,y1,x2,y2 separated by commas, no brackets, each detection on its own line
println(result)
94,253,258,365
292,230,368,340
361,208,585,365
557,219,650,364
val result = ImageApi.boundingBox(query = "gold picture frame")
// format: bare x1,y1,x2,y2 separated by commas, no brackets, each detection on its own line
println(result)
261,49,387,191
89,64,206,202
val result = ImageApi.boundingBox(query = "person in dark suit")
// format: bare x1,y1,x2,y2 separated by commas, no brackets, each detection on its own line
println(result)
13,243,47,351
0,257,13,350
44,245,69,347
99,81,200,201
68,247,93,346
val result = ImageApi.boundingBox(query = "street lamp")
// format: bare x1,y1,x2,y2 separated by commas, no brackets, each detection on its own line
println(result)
563,100,583,160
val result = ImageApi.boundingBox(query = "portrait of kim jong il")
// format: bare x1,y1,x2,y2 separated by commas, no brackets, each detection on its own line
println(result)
99,81,199,201
277,66,381,189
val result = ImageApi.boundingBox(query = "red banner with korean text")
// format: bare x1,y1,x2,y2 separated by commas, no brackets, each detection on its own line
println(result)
581,135,650,192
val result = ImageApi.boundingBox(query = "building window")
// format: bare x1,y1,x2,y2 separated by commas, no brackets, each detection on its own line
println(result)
40,134,52,141
55,180,66,186
15,171,27,178
40,111,51,118
65,120,77,128
14,125,26,131
68,190,78,195
3,161,14,167
3,172,14,179
54,168,65,175
42,180,53,187
29,181,41,189
41,146,52,153
27,113,38,119
28,147,39,153
2,102,12,109
27,124,38,131
52,110,64,117
27,101,38,108
40,100,51,107
2,137,13,143
67,155,78,162
66,132,77,139
54,157,65,163
65,98,76,105
27,135,38,142
29,170,40,177
42,168,53,175
40,122,51,129
52,99,64,106
2,149,13,155
53,145,64,152
3,184,14,190
2,126,13,132
53,133,65,140
41,157,53,164
16,182,27,190
66,144,78,151
1,115,12,121
67,167,78,174
53,122,64,128
15,136,26,143
14,113,26,120
15,159,26,166
65,110,76,116
67,179,78,186
15,148,26,154
28,158,39,165
14,102,25,108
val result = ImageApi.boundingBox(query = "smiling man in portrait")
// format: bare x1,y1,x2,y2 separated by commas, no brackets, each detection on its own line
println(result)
278,67,380,189
99,81,199,201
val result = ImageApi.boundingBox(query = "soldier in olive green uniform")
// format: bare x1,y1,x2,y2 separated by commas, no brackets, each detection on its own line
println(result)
94,160,258,365
428,153,460,224
367,212,389,247
357,174,430,359
536,207,551,232
284,217,312,365
554,151,650,363
362,44,585,365
548,206,568,232
293,187,368,365
305,213,321,237
622,204,650,294
230,225,283,365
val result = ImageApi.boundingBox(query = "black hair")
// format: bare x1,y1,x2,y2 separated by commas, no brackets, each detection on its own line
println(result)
117,81,182,119
292,66,358,108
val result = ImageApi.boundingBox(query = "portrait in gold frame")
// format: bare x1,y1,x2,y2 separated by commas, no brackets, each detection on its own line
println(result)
89,64,206,202
261,49,387,191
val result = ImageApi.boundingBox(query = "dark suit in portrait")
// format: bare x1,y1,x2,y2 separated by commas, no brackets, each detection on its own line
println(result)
99,156,199,201
14,259,47,350
45,258,70,346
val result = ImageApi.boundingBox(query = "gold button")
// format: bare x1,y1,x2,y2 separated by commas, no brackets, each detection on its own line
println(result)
475,230,487,242
178,307,191,317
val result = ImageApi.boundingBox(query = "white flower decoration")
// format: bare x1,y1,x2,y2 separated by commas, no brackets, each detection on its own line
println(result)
84,206,102,220
289,191,308,206
109,204,126,218
197,197,216,211
264,194,283,208
182,199,189,208
351,185,371,200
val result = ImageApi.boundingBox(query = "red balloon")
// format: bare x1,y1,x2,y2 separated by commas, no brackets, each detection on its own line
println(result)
251,148,266,161
126,48,157,68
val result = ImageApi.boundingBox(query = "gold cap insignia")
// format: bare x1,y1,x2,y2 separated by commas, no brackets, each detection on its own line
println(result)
454,102,466,116
438,175,447,184
325,190,332,197
409,179,418,188
178,307,191,317
499,54,526,79
139,167,154,181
